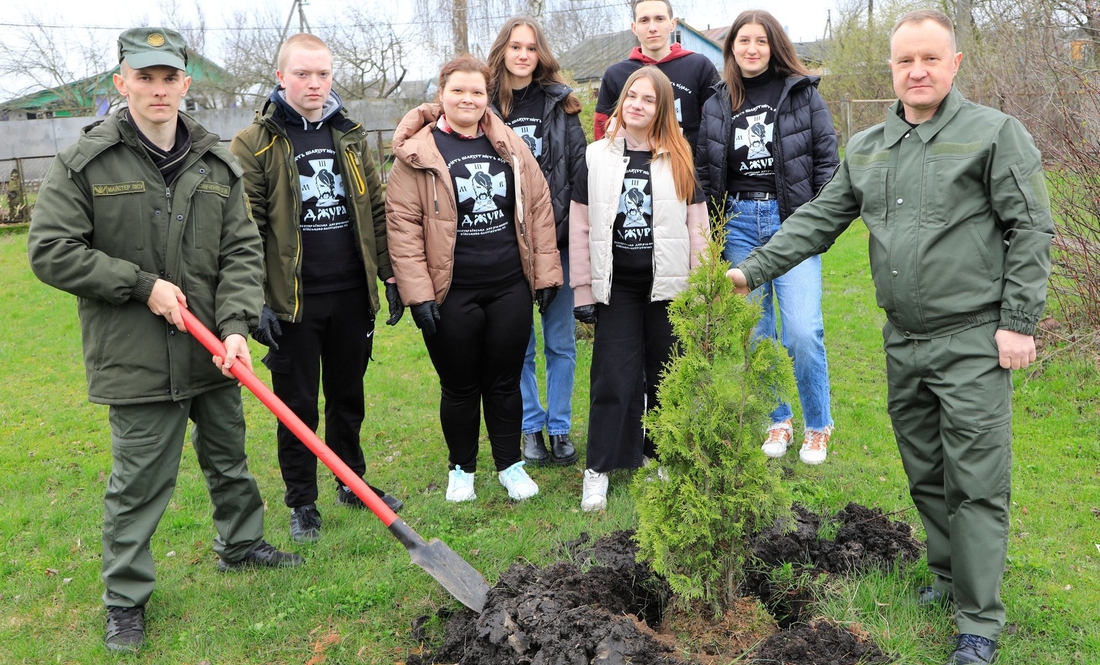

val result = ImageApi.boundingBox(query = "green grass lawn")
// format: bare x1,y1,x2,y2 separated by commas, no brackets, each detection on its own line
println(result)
1,225,1097,664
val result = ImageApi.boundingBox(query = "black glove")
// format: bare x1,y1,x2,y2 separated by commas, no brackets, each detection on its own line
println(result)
573,304,597,325
252,304,282,350
385,282,405,326
535,287,558,315
410,301,441,336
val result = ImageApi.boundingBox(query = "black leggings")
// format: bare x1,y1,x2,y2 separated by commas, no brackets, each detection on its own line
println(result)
423,278,533,473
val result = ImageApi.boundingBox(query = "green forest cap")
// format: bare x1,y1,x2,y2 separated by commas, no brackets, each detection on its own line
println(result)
117,27,188,70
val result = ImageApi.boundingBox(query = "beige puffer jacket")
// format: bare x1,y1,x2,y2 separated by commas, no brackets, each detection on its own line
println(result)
385,103,562,306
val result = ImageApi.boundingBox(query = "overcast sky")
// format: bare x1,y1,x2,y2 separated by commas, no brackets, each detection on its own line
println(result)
1,0,839,99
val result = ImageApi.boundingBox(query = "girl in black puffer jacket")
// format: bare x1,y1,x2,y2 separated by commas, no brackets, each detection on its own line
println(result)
488,16,588,469
695,9,839,466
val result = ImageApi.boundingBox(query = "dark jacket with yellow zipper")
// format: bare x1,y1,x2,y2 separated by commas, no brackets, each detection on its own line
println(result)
230,88,393,322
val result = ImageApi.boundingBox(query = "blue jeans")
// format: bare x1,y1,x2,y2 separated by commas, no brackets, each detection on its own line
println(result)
520,250,577,435
723,197,833,430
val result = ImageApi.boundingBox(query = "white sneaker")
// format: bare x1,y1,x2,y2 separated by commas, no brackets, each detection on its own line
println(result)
761,419,793,458
498,461,539,500
799,426,833,465
445,466,476,502
581,469,608,512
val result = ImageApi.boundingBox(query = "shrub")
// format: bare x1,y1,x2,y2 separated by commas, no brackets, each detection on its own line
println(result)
632,226,795,613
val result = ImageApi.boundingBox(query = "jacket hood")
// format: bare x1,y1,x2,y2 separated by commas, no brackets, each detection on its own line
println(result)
392,103,444,168
709,73,820,97
628,42,694,64
267,85,344,128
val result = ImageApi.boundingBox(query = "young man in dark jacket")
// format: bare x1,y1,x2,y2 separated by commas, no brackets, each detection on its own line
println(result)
28,27,301,653
230,34,403,544
594,0,718,151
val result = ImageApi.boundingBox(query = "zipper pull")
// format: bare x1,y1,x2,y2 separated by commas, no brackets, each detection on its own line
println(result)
165,187,171,199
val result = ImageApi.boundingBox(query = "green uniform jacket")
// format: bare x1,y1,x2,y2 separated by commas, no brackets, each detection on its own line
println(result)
229,102,392,322
28,111,263,405
739,88,1054,338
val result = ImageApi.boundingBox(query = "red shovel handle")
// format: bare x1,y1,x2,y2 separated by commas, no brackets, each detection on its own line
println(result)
180,306,398,527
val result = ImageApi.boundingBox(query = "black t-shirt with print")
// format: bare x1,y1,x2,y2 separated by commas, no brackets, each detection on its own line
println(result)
286,123,366,295
433,128,523,289
573,149,654,282
502,84,547,163
724,70,784,196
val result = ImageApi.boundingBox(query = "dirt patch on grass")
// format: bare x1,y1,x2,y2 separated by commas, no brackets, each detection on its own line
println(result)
406,503,920,664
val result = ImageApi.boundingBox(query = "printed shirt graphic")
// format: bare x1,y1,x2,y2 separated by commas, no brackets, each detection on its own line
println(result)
725,74,784,195
504,84,546,161
290,134,364,294
434,129,523,288
731,104,776,179
612,149,655,281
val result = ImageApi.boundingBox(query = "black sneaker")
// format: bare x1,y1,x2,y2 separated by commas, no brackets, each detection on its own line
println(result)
105,605,145,652
217,540,304,572
289,503,322,543
337,484,403,512
945,634,997,664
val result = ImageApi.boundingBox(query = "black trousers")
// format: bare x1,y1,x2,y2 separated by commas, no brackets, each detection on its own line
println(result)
422,278,532,473
264,286,374,508
585,278,675,473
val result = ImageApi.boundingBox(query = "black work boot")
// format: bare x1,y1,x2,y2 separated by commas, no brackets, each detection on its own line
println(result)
945,634,997,664
338,484,403,512
105,605,145,652
548,434,579,465
218,540,304,571
289,503,322,543
522,431,550,466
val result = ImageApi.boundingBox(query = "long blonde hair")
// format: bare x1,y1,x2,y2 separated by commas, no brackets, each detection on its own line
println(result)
486,16,581,119
608,66,696,202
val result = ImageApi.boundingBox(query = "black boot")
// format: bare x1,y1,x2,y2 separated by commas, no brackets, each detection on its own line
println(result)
549,434,578,466
523,431,549,465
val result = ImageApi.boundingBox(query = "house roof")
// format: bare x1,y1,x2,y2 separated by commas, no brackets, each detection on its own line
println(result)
558,29,640,84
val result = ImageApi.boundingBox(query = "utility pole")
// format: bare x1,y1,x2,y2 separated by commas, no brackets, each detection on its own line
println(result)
280,0,312,43
955,0,974,50
452,0,469,56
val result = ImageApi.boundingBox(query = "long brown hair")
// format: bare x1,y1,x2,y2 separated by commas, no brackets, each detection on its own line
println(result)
721,10,809,111
608,66,695,202
486,16,582,118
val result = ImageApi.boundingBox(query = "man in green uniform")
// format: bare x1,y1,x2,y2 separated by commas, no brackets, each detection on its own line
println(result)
727,10,1053,665
27,27,302,653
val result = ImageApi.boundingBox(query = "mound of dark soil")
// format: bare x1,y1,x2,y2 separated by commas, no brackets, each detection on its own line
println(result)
753,502,923,573
407,531,688,665
407,504,918,664
753,621,895,665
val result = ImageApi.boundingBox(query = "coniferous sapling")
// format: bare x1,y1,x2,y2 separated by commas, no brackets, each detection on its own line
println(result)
632,228,795,613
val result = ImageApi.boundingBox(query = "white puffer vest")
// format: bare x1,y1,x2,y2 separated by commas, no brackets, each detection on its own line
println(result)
584,137,692,304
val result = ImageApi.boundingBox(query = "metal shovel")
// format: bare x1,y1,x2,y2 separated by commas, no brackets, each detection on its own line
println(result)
179,306,489,613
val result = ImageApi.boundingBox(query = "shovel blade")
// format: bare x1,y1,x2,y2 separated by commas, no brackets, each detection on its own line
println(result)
389,519,489,613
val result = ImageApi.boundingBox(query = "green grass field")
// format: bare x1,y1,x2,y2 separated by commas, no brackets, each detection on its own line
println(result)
1,224,1097,664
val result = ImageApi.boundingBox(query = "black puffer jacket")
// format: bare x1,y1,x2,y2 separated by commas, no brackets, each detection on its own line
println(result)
696,76,839,221
494,82,587,249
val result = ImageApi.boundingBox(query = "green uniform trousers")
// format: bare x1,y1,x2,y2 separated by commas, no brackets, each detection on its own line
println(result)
102,384,266,608
883,320,1012,641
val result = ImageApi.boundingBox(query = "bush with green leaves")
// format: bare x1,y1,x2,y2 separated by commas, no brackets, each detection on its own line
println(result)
632,229,795,613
